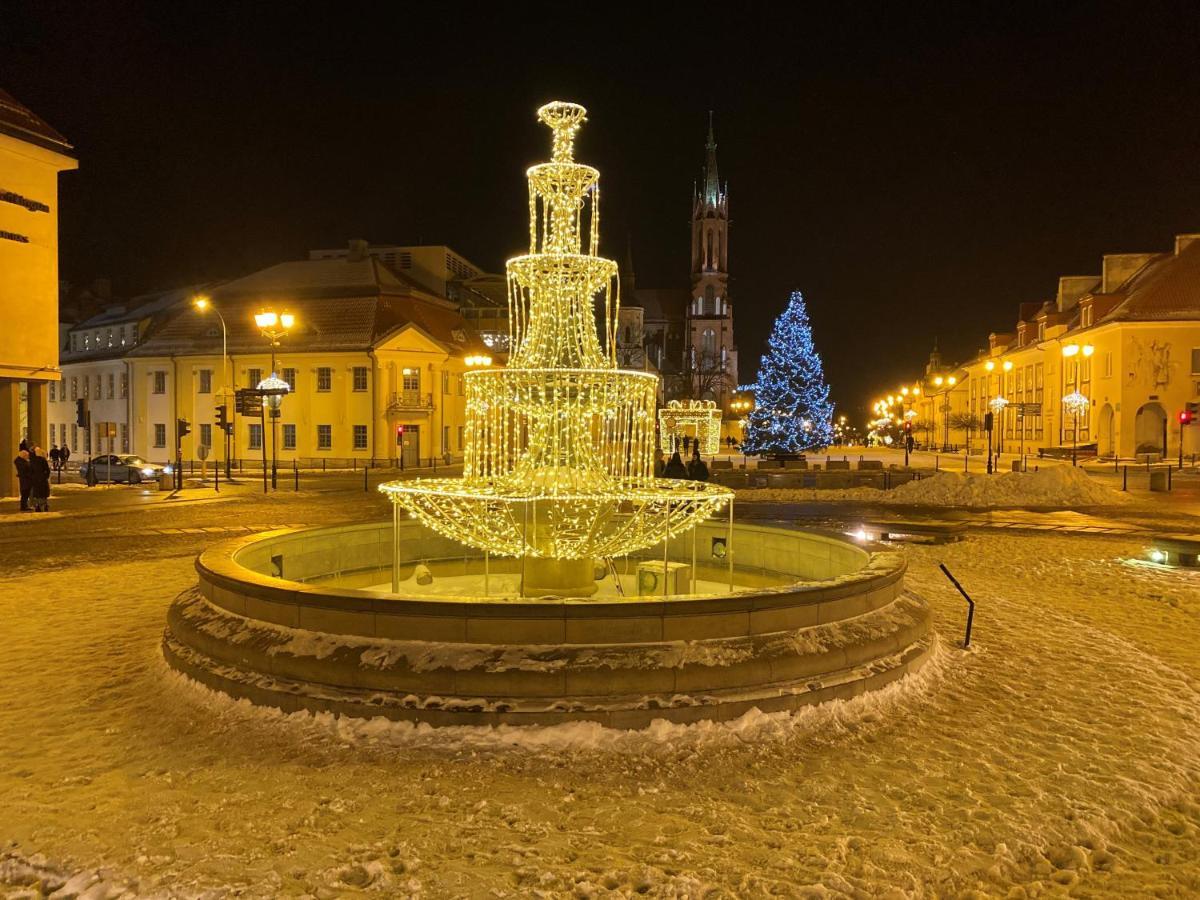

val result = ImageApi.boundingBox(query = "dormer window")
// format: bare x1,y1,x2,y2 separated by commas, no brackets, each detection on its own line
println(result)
1081,305,1093,327
1037,321,1046,341
451,329,466,343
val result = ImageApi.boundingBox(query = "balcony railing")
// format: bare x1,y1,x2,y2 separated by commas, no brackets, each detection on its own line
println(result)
386,391,434,412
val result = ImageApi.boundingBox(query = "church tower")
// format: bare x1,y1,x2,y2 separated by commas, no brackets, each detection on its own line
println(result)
686,112,737,404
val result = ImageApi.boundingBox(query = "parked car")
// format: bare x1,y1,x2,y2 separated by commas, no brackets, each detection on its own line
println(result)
80,454,172,484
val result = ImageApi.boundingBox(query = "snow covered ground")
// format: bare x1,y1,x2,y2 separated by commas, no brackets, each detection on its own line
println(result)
738,465,1135,508
2,530,1199,897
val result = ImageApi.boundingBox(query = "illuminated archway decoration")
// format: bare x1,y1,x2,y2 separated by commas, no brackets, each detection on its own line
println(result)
659,399,723,456
379,102,731,561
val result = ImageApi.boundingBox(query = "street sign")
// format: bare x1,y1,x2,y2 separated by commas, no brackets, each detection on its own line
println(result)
196,444,210,461
235,388,265,416
1015,402,1042,418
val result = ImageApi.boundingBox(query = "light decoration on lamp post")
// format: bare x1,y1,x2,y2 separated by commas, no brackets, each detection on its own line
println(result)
378,102,731,588
1062,390,1089,466
254,309,294,490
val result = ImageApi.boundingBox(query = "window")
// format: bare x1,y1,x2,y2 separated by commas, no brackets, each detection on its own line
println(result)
442,371,450,394
1191,348,1200,375
153,423,166,448
704,284,717,315
248,423,263,450
153,371,166,394
82,377,89,399
104,373,113,399
49,382,56,402
442,425,449,453
317,424,332,450
83,426,91,453
353,424,368,450
198,369,212,393
1037,321,1046,341
317,367,332,392
247,368,262,389
282,424,296,450
120,422,128,452
402,368,420,392
119,372,128,398
95,375,102,399
199,423,212,448
458,426,464,449
70,377,77,400
1103,352,1113,378
1081,305,1093,327
71,424,78,449
353,367,368,392
701,328,716,356
282,368,297,391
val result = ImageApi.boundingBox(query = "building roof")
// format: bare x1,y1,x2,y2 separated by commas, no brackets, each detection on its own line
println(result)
0,88,72,153
127,256,483,358
62,286,201,363
635,288,689,321
1098,244,1199,323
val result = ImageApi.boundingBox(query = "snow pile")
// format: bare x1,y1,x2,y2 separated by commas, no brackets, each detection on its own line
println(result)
884,465,1131,508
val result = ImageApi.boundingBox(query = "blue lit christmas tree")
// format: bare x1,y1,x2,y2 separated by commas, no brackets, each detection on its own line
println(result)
742,291,834,454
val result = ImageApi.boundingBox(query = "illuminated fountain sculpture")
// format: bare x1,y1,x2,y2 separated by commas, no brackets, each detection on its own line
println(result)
163,102,932,727
379,102,732,597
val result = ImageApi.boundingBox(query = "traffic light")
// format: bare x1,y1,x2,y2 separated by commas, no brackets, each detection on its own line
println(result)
177,418,191,441
984,412,994,432
75,398,89,428
215,404,232,435
395,424,405,445
902,420,912,434
1181,409,1195,426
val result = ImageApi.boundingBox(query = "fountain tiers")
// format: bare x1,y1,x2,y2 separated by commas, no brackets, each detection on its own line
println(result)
162,520,933,728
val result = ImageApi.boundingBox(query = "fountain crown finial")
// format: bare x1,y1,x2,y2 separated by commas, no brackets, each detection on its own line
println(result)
537,100,588,162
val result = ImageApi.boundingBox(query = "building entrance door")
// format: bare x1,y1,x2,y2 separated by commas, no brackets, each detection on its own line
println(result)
401,424,420,468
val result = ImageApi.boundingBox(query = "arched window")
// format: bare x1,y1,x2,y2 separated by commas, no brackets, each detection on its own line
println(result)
702,328,716,356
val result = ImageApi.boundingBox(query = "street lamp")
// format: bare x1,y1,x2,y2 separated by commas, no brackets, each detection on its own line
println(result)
255,309,295,489
193,294,233,477
988,395,1009,474
1062,391,1089,466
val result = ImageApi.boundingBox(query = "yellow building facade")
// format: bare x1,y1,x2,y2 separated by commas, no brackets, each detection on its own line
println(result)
51,256,485,469
0,89,76,497
888,234,1200,462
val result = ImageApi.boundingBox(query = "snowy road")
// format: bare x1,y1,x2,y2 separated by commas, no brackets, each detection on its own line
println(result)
2,491,1199,897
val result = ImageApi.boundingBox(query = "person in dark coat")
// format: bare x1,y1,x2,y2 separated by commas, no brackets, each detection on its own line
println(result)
60,444,71,469
28,447,51,512
49,444,61,472
663,450,689,479
687,447,709,482
13,449,32,511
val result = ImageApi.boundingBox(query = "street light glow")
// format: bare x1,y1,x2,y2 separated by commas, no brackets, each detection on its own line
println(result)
1002,360,1013,371
985,360,995,371
193,295,210,311
255,310,278,329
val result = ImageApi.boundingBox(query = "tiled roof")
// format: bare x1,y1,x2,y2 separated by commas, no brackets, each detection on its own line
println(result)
0,88,72,152
127,257,482,358
1099,245,1199,322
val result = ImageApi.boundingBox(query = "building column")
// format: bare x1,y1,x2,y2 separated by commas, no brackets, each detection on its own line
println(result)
0,379,21,499
27,381,49,450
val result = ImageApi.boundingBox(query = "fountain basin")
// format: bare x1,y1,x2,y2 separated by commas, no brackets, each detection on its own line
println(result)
163,520,933,728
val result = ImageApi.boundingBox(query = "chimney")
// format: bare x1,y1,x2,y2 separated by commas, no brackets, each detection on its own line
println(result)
347,239,370,262
1101,252,1157,293
1174,233,1200,255
1056,275,1098,312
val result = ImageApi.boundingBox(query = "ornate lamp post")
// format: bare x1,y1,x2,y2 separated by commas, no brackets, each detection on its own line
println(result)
1062,391,1089,466
988,394,1009,474
255,310,295,489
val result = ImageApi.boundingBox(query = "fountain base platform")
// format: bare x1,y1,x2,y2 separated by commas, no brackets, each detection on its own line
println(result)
163,520,933,728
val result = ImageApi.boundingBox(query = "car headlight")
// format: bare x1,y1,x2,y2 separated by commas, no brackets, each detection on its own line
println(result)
163,465,173,474
142,467,155,476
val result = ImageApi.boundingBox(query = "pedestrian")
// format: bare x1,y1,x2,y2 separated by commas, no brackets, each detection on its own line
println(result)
60,444,71,470
13,448,32,511
687,447,709,482
49,444,61,472
663,449,688,479
28,446,51,512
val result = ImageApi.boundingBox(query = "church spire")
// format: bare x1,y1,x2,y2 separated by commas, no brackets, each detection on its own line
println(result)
703,110,720,210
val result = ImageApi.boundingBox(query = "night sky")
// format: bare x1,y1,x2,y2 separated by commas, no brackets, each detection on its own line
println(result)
4,2,1200,420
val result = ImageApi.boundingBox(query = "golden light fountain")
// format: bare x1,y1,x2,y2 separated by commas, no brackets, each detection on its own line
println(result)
379,101,732,597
